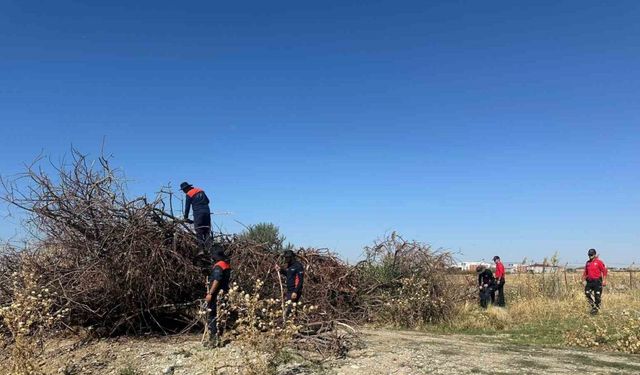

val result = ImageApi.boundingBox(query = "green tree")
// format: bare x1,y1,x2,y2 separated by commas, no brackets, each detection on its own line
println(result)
550,251,560,267
239,222,293,252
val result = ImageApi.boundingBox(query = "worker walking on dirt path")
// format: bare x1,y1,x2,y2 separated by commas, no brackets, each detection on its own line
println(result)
583,248,607,315
205,250,231,348
277,249,304,316
477,265,495,309
492,256,506,307
181,182,211,252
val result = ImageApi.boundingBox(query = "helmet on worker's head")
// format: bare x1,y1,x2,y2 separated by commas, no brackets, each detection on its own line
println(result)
588,248,597,257
212,249,228,262
476,265,485,273
180,181,193,192
492,256,500,262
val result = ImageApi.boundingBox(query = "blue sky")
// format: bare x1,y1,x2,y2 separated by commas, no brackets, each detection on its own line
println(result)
0,1,638,265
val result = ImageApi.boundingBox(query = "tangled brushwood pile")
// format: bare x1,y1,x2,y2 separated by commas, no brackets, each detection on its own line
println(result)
0,151,463,345
224,233,466,327
224,239,362,323
354,233,469,327
1,151,204,335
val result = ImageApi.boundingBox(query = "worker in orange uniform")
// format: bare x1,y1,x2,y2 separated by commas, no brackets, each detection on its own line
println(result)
205,251,231,347
180,181,211,251
277,250,304,319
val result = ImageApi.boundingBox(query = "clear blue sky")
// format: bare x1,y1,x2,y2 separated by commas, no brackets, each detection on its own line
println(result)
1,1,638,266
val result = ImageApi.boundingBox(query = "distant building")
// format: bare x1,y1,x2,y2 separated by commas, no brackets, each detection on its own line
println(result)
528,263,565,274
455,261,492,272
506,263,529,274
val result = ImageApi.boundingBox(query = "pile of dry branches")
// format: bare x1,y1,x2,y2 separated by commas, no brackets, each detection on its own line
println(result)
354,233,467,326
225,239,361,322
0,151,464,342
1,151,203,335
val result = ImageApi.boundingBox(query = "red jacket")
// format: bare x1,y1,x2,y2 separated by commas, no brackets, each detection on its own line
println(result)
494,261,505,280
583,257,607,281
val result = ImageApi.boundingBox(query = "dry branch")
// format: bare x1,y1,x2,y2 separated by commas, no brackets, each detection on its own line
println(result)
0,150,465,356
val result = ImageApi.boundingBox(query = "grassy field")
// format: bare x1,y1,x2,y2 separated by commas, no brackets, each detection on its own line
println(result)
431,271,640,354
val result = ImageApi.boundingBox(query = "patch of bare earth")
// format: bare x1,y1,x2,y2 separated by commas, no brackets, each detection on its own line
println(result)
3,329,640,374
333,329,640,375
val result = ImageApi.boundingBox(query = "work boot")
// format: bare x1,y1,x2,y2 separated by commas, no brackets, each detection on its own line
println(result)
590,307,598,315
204,334,219,348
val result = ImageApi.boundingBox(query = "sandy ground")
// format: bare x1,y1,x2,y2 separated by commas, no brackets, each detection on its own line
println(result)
2,329,640,374
332,329,640,375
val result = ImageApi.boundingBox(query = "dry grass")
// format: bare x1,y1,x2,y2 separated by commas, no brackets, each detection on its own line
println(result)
203,279,318,374
438,272,640,353
218,279,312,349
0,268,65,375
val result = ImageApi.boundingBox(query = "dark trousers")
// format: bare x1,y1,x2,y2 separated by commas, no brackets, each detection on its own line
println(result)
479,286,492,309
195,226,211,251
194,213,211,252
585,279,603,310
207,297,220,336
492,279,506,307
285,291,301,318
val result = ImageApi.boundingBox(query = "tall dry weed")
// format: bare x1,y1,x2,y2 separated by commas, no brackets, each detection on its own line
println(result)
564,293,640,353
0,269,65,375
209,279,316,374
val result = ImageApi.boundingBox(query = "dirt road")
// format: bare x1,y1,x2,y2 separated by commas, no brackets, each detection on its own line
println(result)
333,329,640,375
5,329,640,374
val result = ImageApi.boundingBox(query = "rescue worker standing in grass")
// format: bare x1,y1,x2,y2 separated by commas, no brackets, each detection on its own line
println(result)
181,182,211,252
476,265,494,309
583,248,607,315
205,250,231,348
492,256,506,307
279,250,304,305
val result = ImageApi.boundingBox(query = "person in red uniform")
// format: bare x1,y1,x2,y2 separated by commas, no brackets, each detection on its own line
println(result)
492,256,506,307
583,248,607,314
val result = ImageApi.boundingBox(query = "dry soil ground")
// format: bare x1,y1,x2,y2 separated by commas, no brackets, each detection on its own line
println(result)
332,329,640,375
4,329,640,374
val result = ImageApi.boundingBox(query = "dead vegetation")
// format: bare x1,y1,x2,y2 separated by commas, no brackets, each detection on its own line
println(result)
0,269,64,375
1,151,204,335
354,233,470,327
0,151,463,372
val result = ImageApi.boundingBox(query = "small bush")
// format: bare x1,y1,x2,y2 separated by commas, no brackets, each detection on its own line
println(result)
357,233,467,327
209,280,315,374
376,276,451,327
566,310,640,354
0,268,64,375
218,280,315,348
